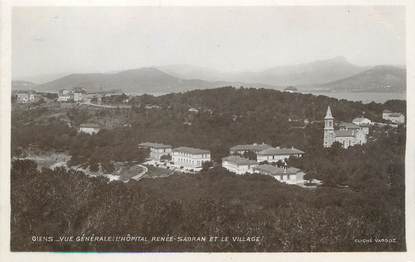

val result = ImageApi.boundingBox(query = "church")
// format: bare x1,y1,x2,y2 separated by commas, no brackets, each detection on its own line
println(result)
323,106,368,149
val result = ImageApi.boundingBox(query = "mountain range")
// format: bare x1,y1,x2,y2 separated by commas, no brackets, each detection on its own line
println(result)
13,57,406,94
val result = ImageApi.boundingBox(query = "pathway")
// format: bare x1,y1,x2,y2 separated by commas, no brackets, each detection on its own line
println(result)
131,164,148,181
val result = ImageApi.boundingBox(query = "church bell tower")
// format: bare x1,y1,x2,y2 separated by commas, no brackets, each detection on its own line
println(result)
323,106,335,147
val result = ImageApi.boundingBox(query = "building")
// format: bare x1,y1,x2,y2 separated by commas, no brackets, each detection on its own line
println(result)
72,87,87,102
352,117,372,126
15,91,36,103
230,143,273,155
257,146,304,163
222,155,258,175
79,123,101,135
254,164,305,185
382,110,405,124
323,106,368,149
57,87,87,102
283,86,298,93
57,89,73,102
188,107,199,113
172,146,211,170
138,142,172,161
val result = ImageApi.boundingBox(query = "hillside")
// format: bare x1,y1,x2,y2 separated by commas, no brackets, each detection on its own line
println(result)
34,67,280,93
316,65,406,93
12,80,36,90
35,68,217,93
158,57,367,86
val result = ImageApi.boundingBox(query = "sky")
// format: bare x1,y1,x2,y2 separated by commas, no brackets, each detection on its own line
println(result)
12,6,405,80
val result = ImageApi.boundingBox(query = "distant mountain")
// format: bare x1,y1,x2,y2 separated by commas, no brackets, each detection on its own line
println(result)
158,64,228,82
34,67,282,94
32,58,406,94
158,57,367,86
35,68,218,93
315,65,406,93
12,80,36,90
13,72,69,85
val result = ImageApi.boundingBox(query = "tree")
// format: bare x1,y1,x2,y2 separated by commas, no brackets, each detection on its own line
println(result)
202,161,213,171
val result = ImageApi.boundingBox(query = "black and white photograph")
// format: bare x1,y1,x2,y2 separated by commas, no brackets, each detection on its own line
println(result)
1,1,414,259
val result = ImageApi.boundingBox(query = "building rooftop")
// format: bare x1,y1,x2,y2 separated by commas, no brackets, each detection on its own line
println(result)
325,106,333,119
230,143,273,152
173,146,210,155
334,129,354,137
254,164,301,175
338,122,360,129
138,142,172,149
222,155,257,166
80,123,101,128
352,117,371,123
257,147,304,156
387,113,404,117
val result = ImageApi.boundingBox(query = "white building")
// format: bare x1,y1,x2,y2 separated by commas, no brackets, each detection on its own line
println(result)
382,110,405,124
352,117,372,126
257,146,304,163
230,143,273,155
79,123,101,135
16,91,36,103
172,146,211,170
57,87,86,102
323,106,368,149
73,87,87,102
57,89,73,102
222,155,258,175
139,142,172,161
254,164,305,185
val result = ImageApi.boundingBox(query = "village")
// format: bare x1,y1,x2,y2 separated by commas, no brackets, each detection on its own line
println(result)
12,86,406,187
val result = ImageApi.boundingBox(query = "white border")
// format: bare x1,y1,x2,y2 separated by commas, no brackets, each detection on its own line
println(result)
1,1,414,262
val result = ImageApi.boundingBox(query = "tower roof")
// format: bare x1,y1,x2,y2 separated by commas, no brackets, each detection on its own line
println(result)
325,106,333,119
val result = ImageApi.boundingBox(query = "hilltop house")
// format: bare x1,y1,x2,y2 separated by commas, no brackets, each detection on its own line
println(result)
72,87,87,102
139,142,172,161
79,123,101,135
283,86,298,93
382,110,405,124
230,143,273,155
257,146,304,163
57,89,72,102
323,106,368,149
254,164,305,185
15,90,36,103
172,146,211,170
222,155,258,175
58,87,87,102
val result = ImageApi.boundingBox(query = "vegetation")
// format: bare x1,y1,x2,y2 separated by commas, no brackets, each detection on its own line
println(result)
10,87,406,251
11,157,404,252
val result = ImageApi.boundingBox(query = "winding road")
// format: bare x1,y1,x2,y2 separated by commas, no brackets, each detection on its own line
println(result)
131,164,148,181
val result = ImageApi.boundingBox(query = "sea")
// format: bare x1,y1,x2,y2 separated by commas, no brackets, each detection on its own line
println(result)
300,91,406,104
127,91,406,104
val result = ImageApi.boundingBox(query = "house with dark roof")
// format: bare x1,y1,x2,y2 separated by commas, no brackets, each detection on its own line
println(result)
254,164,305,185
138,142,172,161
257,146,304,163
229,143,273,155
222,155,258,175
172,146,211,170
